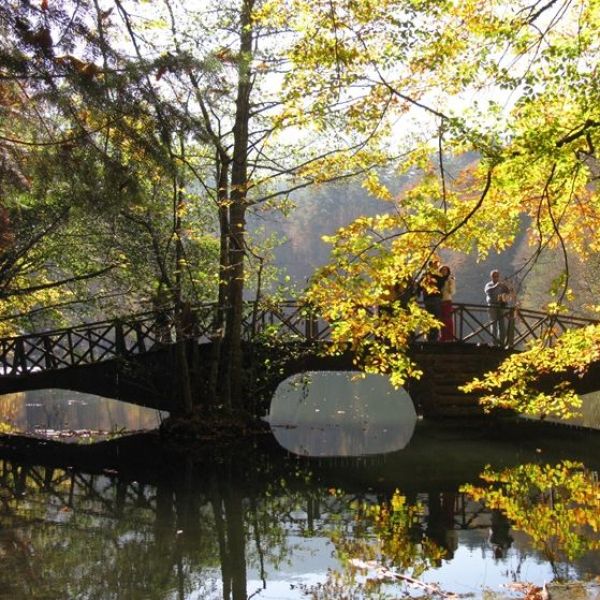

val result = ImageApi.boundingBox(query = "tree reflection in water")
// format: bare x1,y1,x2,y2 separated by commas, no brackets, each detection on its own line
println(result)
303,462,600,599
461,461,600,579
304,489,449,599
0,444,599,599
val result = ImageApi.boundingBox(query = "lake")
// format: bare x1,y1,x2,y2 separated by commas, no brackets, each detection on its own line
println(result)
0,372,598,599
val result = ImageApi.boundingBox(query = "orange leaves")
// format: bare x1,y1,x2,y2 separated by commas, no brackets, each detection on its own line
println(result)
504,583,551,600
155,65,167,81
214,47,237,64
55,56,101,80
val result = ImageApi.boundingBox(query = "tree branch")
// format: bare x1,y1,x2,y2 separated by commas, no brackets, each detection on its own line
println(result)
556,119,600,148
0,263,119,299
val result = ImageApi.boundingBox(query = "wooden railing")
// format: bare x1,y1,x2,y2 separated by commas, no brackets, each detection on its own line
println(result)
249,301,599,348
0,301,596,377
445,303,597,348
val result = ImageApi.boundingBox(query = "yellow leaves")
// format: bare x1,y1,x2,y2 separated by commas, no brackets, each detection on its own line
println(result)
462,323,600,418
544,301,567,315
329,489,445,585
307,212,439,385
252,0,290,28
0,276,74,336
390,492,406,512
461,461,600,561
294,147,388,184
277,0,600,420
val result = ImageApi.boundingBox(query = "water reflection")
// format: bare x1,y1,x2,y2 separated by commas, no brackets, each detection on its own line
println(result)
318,461,600,598
267,371,417,456
461,461,600,572
0,389,163,437
0,422,598,599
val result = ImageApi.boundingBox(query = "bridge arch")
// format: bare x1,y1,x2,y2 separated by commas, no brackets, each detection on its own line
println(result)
266,371,417,457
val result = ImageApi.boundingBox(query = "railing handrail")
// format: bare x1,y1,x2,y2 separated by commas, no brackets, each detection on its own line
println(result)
1,300,598,343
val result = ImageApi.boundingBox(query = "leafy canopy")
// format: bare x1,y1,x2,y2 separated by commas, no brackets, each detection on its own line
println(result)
280,0,600,413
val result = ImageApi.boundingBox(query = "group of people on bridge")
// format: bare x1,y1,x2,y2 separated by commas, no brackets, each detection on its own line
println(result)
384,260,516,347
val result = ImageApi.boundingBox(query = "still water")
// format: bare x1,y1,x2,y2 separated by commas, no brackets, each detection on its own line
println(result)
0,388,163,438
0,373,598,599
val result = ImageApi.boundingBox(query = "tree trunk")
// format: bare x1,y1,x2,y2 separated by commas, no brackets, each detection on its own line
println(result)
210,154,231,403
223,0,254,408
173,176,194,414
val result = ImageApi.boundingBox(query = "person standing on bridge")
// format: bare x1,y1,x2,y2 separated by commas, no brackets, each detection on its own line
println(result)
439,265,456,341
484,269,511,346
420,259,446,342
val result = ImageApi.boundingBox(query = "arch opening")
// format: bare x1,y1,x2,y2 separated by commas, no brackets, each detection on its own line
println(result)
0,389,165,440
267,371,417,457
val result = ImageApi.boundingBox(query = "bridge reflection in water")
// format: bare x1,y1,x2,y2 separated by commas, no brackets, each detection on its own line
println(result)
267,371,417,456
0,418,598,599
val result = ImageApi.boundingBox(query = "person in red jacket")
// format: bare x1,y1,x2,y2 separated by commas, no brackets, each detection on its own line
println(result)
439,265,456,341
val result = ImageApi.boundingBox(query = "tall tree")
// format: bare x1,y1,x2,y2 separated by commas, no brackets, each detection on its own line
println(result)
1,0,391,407
79,0,392,406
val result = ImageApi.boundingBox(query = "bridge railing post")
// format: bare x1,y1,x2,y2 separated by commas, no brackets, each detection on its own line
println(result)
43,337,58,370
66,331,75,366
506,307,516,348
133,322,146,353
85,330,95,363
114,319,126,357
304,309,318,341
455,304,463,342
14,338,28,374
